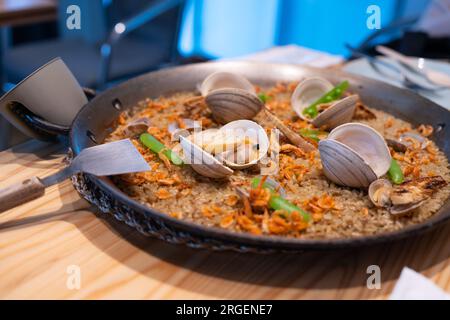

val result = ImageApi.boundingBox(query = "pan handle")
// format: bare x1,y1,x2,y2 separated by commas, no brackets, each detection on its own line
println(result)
0,177,46,213
9,87,96,138
81,87,97,100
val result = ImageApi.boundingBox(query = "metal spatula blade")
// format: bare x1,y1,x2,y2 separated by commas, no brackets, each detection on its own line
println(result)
75,139,150,176
0,139,151,213
41,139,151,187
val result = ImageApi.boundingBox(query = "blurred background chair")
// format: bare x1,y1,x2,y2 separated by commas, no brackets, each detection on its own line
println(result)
0,0,189,150
2,0,186,90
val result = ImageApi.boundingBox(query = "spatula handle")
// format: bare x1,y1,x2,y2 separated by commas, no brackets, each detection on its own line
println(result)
0,177,46,213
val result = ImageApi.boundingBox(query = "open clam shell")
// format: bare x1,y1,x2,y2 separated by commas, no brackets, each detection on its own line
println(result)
205,88,263,124
218,120,270,169
292,77,333,121
122,117,152,137
168,119,201,140
179,135,233,179
319,123,391,188
188,128,219,147
368,179,392,208
179,120,269,177
399,132,429,150
386,132,429,153
389,201,425,216
200,72,262,124
368,176,447,215
292,77,357,129
389,176,447,215
312,95,358,129
199,71,256,96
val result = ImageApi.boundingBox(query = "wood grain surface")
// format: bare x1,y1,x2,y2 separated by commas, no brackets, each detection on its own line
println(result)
0,0,57,26
0,140,449,299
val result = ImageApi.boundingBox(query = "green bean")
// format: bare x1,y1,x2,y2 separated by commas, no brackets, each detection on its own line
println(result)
251,177,275,191
140,133,183,166
269,196,311,222
258,92,270,103
387,159,404,184
250,177,310,222
299,128,327,142
302,80,349,118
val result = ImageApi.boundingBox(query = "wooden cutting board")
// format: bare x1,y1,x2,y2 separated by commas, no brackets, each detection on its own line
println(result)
0,140,449,299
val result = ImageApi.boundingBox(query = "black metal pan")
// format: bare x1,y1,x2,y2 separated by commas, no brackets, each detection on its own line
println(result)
11,61,450,252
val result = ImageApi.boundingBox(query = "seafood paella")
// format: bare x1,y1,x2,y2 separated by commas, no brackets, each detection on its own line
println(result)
105,72,450,239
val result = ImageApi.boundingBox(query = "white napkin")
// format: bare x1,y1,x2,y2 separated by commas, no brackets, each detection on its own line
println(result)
389,267,450,300
225,45,343,68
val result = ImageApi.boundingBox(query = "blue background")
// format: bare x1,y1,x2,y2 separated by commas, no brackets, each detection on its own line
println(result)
179,0,431,58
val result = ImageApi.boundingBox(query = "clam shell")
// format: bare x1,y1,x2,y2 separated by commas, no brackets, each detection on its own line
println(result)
168,119,201,140
312,95,358,129
367,180,424,215
188,128,220,147
319,123,392,188
205,88,263,124
327,123,391,177
291,77,333,121
368,176,447,215
368,179,393,208
319,139,378,188
179,136,233,179
200,72,255,96
390,201,424,216
292,77,357,129
386,138,407,153
399,132,428,149
122,117,152,137
389,176,447,215
218,120,270,169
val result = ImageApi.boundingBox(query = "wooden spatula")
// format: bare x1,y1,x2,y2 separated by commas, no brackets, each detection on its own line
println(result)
0,139,150,213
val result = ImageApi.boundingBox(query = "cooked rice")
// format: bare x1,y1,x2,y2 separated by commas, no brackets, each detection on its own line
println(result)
105,81,450,239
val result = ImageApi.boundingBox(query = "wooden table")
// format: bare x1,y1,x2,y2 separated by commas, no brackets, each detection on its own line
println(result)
0,140,449,299
0,0,57,26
